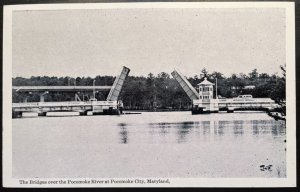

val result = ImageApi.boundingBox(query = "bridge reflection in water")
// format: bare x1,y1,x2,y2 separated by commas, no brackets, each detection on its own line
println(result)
118,123,128,144
118,119,285,144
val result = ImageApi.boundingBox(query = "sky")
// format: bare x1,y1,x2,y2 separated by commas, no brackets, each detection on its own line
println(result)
12,8,285,78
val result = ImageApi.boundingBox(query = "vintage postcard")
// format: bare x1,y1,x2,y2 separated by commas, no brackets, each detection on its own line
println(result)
2,2,296,187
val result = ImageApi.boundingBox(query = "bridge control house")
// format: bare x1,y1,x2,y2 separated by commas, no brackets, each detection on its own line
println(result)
198,77,214,100
192,77,219,114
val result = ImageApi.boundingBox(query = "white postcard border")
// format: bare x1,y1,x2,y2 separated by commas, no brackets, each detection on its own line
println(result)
2,2,296,187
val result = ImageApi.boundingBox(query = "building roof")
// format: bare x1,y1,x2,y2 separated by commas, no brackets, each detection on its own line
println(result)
197,77,214,86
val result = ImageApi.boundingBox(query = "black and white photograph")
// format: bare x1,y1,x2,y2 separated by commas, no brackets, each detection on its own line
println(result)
2,2,296,187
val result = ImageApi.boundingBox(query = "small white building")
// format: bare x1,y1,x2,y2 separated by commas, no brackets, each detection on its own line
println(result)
192,77,219,114
197,77,214,100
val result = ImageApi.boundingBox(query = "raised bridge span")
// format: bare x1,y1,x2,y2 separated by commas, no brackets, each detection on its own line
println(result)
171,70,199,100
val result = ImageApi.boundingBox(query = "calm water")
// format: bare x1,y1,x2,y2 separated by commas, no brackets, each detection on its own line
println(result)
12,111,286,178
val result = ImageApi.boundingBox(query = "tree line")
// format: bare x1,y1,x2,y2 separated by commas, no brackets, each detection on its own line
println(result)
12,66,286,110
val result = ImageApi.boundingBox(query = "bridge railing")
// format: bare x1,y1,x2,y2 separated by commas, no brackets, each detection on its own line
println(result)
218,98,275,104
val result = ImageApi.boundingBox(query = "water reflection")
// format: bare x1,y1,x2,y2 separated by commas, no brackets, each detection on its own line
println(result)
202,121,211,135
132,118,285,144
157,122,171,134
217,121,226,136
176,121,193,143
118,123,128,144
252,120,259,135
251,120,286,138
272,124,279,136
271,123,286,137
233,120,244,136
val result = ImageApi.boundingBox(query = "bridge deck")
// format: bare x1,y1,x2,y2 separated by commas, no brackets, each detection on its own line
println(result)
192,98,279,113
12,101,120,117
12,101,119,116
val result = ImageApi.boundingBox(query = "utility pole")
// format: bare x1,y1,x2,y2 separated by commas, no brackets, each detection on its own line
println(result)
93,79,96,100
216,78,218,99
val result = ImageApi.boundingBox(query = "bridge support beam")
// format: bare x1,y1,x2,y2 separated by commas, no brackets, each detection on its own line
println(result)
75,93,82,101
23,97,28,103
20,92,32,103
40,95,44,102
39,91,49,102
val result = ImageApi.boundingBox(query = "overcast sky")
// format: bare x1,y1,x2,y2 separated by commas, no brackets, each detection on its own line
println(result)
12,8,285,78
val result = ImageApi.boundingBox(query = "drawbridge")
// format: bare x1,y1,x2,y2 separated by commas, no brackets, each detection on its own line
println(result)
171,69,278,114
12,66,130,118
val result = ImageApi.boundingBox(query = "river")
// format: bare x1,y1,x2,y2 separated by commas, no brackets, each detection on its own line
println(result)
12,111,286,178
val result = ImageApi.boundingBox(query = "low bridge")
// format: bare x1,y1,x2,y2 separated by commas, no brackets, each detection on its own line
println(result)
12,101,119,117
192,98,278,114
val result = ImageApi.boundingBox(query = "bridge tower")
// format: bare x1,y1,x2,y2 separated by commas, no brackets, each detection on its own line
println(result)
192,77,219,114
197,77,214,100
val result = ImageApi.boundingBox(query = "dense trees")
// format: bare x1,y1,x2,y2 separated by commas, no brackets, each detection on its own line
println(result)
12,67,286,110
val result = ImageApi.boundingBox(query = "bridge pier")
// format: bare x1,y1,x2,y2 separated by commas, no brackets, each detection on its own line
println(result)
38,112,47,116
79,111,88,116
12,111,22,118
226,108,234,113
